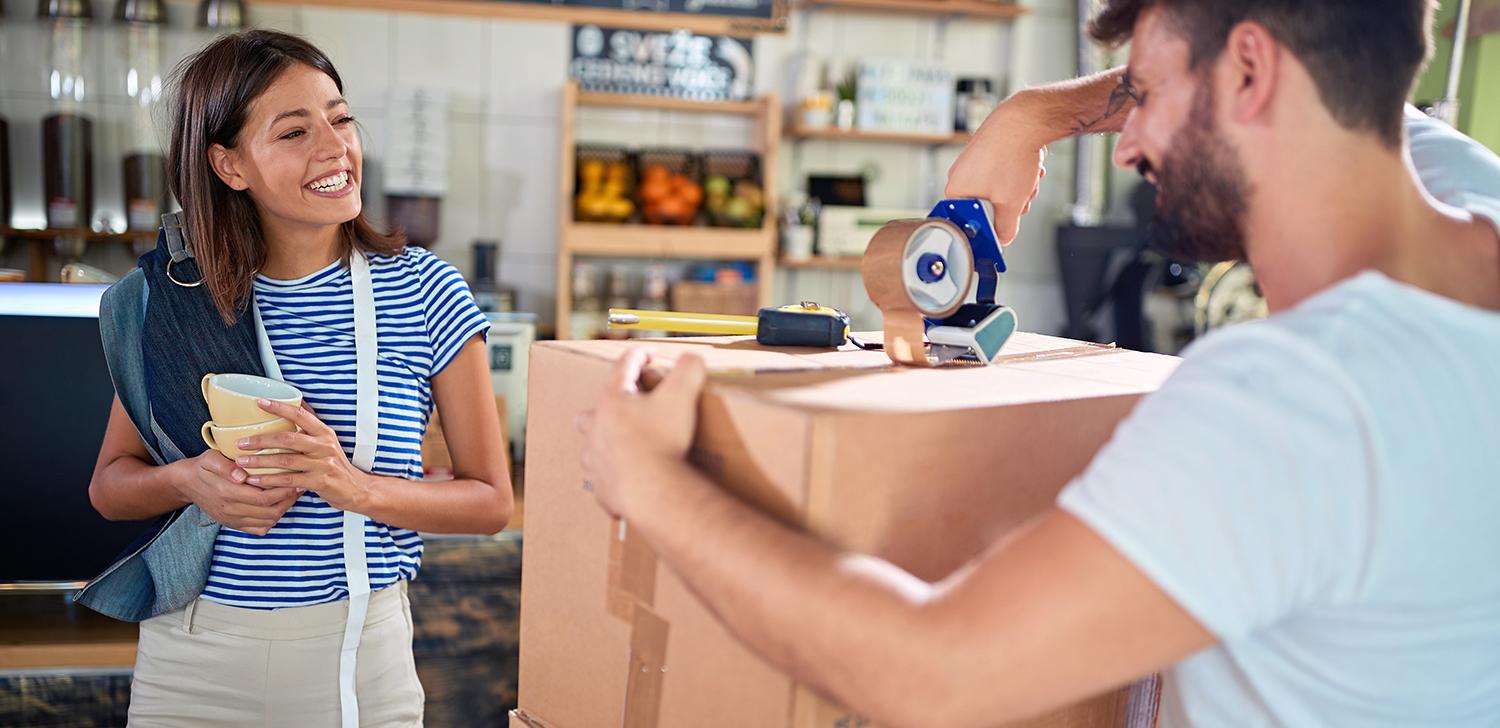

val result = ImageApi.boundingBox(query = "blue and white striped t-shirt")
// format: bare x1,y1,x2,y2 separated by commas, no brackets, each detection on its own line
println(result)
201,246,491,609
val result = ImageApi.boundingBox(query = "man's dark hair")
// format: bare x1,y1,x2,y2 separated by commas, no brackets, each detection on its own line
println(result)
1089,0,1436,147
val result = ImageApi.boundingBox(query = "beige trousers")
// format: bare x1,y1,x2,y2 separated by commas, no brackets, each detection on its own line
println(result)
128,582,425,727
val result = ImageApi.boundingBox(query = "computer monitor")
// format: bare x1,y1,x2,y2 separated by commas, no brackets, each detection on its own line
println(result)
0,284,152,590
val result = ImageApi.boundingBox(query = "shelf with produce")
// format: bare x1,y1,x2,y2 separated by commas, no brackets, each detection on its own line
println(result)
557,81,781,339
785,125,972,145
254,0,787,37
797,0,1026,20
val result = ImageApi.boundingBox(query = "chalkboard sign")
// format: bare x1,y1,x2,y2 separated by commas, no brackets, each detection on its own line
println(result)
570,24,755,101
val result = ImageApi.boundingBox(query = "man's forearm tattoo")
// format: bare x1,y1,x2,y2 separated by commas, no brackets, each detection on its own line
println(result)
1072,73,1136,135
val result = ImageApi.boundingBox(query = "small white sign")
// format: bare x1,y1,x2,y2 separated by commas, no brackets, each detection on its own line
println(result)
855,60,954,135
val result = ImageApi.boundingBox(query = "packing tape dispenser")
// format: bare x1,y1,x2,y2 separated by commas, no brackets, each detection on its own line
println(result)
862,198,1019,366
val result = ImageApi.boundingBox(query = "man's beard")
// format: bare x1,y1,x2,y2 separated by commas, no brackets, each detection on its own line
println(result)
1143,82,1252,263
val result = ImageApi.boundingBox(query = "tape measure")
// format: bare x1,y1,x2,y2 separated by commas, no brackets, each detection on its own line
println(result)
607,301,851,348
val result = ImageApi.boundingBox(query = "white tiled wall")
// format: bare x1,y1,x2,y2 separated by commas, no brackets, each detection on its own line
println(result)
0,0,1086,332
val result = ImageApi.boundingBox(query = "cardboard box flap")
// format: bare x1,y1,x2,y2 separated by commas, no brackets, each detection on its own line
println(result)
538,332,1181,415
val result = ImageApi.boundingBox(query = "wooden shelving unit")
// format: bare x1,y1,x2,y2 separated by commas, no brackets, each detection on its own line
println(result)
785,125,972,145
575,92,764,116
798,0,1026,19
777,0,1021,288
254,0,789,36
1,227,154,282
563,223,769,260
556,81,781,339
779,256,864,271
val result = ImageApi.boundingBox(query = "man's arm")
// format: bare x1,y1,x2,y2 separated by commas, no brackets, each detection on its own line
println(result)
578,351,1214,728
1021,66,1137,139
947,67,1135,245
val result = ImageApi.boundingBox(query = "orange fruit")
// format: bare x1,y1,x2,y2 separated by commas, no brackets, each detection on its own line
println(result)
639,179,671,206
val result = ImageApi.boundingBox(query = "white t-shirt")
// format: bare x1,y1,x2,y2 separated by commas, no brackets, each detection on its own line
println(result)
1058,113,1500,726
1406,105,1500,229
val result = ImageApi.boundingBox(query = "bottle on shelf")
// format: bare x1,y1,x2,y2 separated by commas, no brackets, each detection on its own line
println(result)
471,239,505,313
640,263,670,311
570,261,605,340
602,263,637,340
955,78,999,133
625,263,672,339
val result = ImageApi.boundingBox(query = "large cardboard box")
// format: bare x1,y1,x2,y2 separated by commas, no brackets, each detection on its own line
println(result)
519,333,1180,727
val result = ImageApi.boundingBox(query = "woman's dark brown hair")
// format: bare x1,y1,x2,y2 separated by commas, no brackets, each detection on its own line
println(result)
168,30,404,323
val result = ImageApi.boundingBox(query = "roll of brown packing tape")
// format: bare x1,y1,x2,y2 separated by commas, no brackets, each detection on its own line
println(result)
863,218,972,367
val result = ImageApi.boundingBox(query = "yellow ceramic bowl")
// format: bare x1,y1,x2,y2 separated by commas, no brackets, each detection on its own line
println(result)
201,373,302,427
200,417,300,475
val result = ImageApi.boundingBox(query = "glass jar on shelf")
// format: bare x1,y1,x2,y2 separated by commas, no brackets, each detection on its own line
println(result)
42,1,96,232
118,0,171,231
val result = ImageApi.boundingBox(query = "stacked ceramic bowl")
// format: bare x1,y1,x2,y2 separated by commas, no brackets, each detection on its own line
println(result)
199,373,303,475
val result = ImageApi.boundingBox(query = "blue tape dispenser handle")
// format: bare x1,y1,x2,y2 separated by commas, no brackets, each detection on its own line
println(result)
928,199,1007,274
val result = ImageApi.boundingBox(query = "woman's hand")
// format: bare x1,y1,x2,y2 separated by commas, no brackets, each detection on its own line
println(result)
235,398,374,513
174,451,301,536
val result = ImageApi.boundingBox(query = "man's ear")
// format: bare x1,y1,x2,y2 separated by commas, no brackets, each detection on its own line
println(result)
208,144,250,191
1221,20,1279,126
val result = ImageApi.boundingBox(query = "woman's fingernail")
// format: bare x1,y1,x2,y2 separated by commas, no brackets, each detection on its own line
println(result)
247,477,261,486
231,469,246,482
237,439,250,448
257,398,271,406
236,456,250,465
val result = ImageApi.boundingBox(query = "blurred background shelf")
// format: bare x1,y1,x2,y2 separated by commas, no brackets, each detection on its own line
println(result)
576,92,765,116
785,125,973,145
798,0,1027,19
0,228,156,243
254,0,786,36
563,223,771,260
1,228,154,283
779,256,865,271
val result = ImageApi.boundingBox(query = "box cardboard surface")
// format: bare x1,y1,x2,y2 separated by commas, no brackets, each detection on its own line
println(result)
519,333,1179,728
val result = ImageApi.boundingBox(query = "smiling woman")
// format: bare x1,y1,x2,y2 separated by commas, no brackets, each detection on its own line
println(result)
168,31,405,324
83,29,514,728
